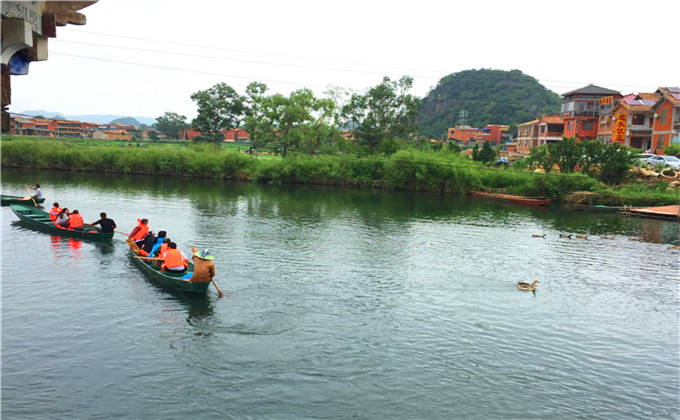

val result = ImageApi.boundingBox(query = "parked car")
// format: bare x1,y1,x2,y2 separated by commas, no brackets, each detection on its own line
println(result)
636,153,656,166
646,155,680,170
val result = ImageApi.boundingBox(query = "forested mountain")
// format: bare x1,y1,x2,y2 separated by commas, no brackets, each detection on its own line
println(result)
109,117,142,126
417,69,562,139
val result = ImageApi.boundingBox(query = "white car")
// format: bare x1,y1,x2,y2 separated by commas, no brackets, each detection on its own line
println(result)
636,153,656,166
646,155,680,170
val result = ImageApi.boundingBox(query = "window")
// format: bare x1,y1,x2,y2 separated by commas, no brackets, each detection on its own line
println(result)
658,134,665,147
582,121,593,130
632,115,645,125
568,122,573,131
660,108,667,124
540,126,546,133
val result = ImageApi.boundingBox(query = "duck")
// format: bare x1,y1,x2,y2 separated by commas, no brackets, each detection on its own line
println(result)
575,234,588,240
668,245,680,250
517,280,539,291
559,234,572,239
600,236,615,240
532,234,546,238
628,237,643,242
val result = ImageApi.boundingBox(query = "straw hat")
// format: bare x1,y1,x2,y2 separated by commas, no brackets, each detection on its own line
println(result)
194,249,215,260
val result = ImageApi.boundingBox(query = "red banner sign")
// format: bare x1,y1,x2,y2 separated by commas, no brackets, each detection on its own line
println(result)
599,96,613,106
613,113,627,142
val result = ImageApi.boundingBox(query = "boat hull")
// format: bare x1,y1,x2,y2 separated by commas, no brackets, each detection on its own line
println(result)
127,241,210,294
1,195,46,206
469,191,551,206
10,204,114,242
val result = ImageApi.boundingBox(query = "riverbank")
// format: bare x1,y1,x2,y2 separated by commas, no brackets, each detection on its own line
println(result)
2,136,679,206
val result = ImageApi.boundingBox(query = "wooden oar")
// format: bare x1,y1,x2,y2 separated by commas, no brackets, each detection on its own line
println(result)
114,230,129,235
211,278,225,298
25,186,37,207
133,256,163,261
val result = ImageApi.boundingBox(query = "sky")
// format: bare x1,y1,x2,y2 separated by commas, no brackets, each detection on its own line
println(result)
8,0,680,122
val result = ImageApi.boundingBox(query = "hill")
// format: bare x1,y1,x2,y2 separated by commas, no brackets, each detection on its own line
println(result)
18,110,156,126
417,69,562,139
110,117,142,126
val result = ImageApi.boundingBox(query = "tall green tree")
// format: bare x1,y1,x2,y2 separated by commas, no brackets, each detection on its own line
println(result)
549,137,582,174
341,76,421,150
155,112,188,139
190,83,247,142
244,88,340,157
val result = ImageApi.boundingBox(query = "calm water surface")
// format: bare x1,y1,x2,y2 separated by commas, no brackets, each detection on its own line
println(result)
2,169,679,419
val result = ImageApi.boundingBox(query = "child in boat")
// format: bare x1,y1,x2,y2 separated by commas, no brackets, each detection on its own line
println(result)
160,242,188,272
54,208,70,228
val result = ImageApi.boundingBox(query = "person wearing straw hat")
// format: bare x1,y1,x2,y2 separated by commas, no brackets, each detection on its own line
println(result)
181,247,216,282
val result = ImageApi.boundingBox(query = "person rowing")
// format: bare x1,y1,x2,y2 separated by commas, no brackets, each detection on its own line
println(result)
90,212,117,234
182,248,216,283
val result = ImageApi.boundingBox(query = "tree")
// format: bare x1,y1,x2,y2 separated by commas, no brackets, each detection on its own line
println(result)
155,112,188,139
148,130,159,141
549,137,582,174
474,140,497,164
190,83,247,142
341,76,421,150
580,140,603,177
599,143,636,184
245,87,339,157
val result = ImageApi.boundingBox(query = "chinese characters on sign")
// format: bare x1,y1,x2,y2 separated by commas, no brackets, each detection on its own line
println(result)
613,113,627,142
599,96,613,106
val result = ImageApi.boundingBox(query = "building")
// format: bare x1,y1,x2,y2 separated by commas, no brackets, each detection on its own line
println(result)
651,87,680,151
607,93,659,150
54,119,83,137
561,84,621,141
537,115,564,146
93,130,132,141
516,119,539,153
447,124,509,145
181,128,250,142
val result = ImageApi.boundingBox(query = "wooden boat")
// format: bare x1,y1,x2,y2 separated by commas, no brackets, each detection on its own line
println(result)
10,204,114,242
565,203,625,213
469,191,551,206
127,239,211,294
1,194,46,206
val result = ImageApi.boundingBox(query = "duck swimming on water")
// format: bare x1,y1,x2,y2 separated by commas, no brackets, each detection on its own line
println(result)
532,234,546,238
517,280,539,291
559,234,572,239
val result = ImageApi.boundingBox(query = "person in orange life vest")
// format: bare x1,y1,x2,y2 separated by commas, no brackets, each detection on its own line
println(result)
49,202,62,222
68,209,84,230
128,218,149,247
160,242,188,272
54,208,70,228
154,238,171,258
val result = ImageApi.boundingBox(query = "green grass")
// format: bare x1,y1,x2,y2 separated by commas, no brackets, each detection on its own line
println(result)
2,136,678,205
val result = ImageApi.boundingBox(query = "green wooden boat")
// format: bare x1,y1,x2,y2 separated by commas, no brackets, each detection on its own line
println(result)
9,204,114,242
127,240,211,294
1,194,46,206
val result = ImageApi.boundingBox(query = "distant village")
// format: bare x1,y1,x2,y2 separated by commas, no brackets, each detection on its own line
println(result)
448,85,679,154
8,85,680,155
8,116,252,143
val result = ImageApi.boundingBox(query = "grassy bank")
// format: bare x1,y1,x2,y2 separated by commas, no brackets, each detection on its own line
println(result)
2,137,679,206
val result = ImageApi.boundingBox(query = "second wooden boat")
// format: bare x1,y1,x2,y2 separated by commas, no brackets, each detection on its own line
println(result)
469,191,551,206
10,204,114,241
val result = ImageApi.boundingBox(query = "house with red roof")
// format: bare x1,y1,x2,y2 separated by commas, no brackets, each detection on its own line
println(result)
651,87,680,152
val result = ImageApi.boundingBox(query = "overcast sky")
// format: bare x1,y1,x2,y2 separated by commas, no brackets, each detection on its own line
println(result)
8,0,679,121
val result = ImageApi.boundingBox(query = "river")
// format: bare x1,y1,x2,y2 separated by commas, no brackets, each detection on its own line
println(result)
2,168,679,419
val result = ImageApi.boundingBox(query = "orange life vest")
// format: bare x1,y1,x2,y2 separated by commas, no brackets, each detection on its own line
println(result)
162,249,187,270
131,220,149,241
158,243,169,258
49,206,62,221
68,213,84,229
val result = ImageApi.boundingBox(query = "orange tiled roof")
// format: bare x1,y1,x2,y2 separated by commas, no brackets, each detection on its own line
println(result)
540,115,563,124
519,119,540,126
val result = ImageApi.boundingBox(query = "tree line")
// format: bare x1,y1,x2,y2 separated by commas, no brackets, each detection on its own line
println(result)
151,76,422,157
